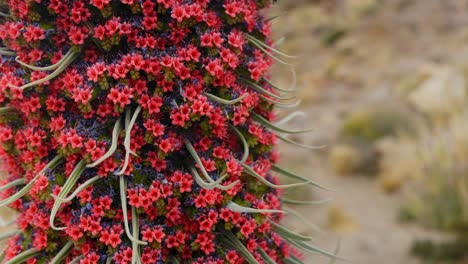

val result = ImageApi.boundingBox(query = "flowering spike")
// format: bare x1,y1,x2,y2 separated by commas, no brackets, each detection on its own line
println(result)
0,0,335,262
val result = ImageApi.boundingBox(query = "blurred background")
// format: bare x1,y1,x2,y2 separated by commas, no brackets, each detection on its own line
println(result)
271,0,468,263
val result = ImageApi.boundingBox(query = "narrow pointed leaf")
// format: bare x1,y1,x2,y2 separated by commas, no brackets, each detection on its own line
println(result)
231,125,249,163
281,197,333,206
87,119,121,168
270,221,314,241
287,239,347,262
205,93,248,105
0,155,63,207
50,241,74,264
272,165,331,191
0,230,19,241
245,34,296,58
0,179,24,193
15,49,73,71
243,79,294,100
50,159,86,230
283,207,322,233
4,249,39,264
119,175,148,246
223,232,260,264
226,201,284,214
53,176,100,202
131,207,142,264
241,163,311,189
258,248,277,264
276,133,326,150
17,51,80,90
253,113,315,134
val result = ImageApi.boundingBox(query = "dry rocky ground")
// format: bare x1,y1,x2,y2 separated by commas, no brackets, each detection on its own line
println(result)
272,0,468,263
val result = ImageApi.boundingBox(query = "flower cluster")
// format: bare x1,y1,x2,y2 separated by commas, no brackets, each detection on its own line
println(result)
0,0,321,263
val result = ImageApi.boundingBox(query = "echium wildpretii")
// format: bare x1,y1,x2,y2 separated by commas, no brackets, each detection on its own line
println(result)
0,0,333,263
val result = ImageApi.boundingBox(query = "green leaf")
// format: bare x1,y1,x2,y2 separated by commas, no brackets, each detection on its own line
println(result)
87,119,122,168
270,221,314,242
50,159,87,230
222,232,260,264
116,106,141,175
242,79,294,101
0,179,25,193
0,107,14,115
241,163,311,189
119,176,148,246
252,113,315,134
0,155,63,207
226,201,284,214
16,50,80,90
50,241,74,264
190,167,227,190
276,133,326,150
272,165,332,191
131,207,142,264
15,49,74,71
274,111,305,126
4,248,39,264
0,230,19,241
245,34,296,58
258,248,277,264
205,93,248,105
281,197,333,206
52,176,100,203
287,239,347,262
69,256,83,264
230,125,249,163
282,207,322,233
